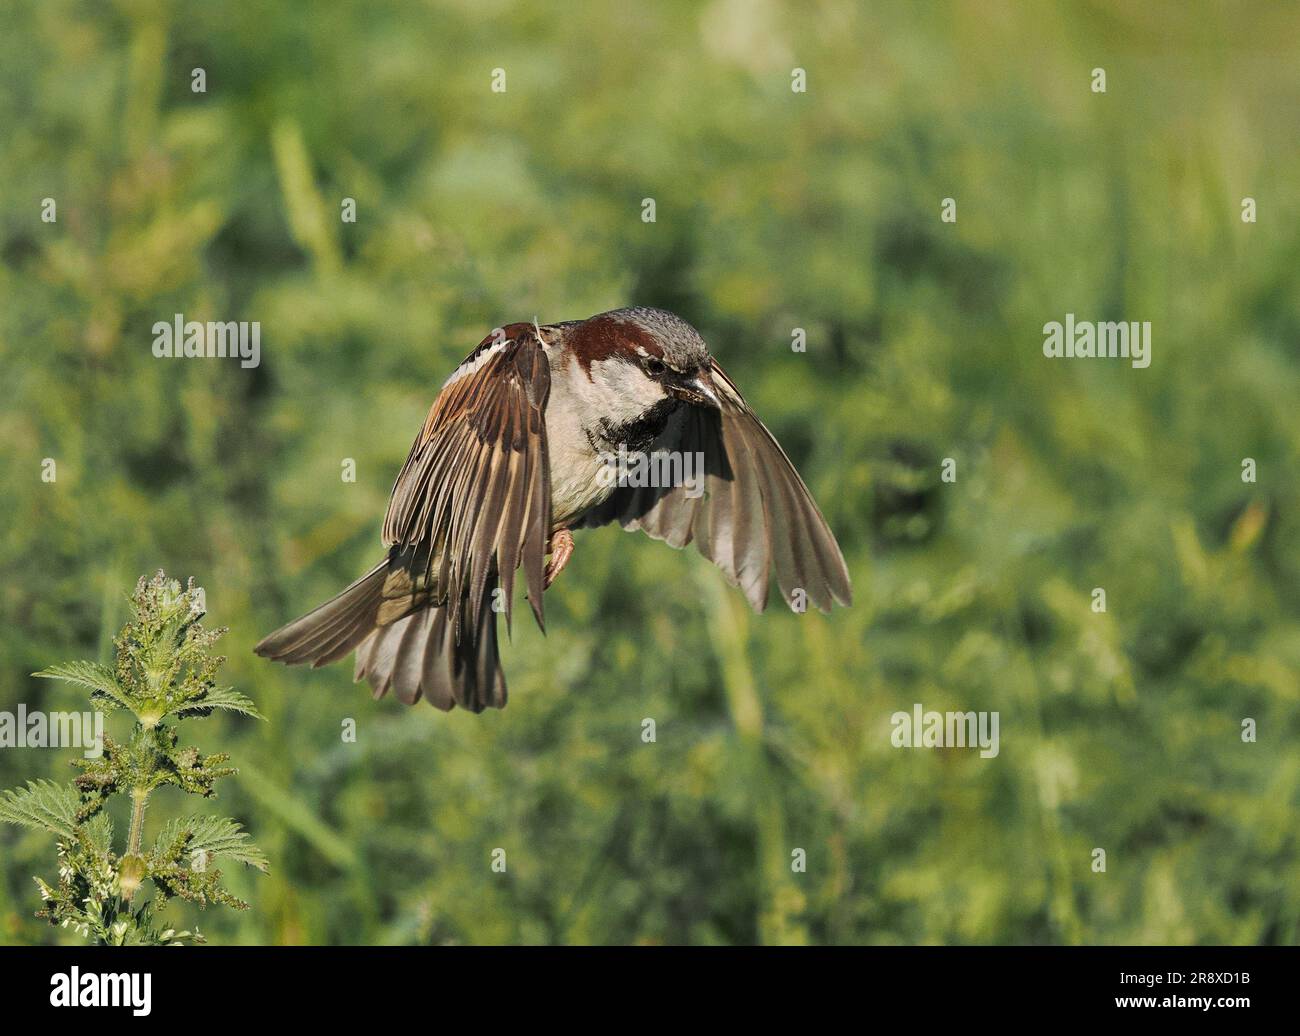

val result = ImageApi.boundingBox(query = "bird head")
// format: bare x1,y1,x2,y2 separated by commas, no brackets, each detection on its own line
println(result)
565,307,721,439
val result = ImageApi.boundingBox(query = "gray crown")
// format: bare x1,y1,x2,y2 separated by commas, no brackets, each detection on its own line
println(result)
609,306,710,371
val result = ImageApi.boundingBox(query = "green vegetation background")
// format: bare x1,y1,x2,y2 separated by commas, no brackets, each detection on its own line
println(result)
1,0,1297,945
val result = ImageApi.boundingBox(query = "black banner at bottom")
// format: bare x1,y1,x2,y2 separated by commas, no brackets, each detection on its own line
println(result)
0,945,1290,1022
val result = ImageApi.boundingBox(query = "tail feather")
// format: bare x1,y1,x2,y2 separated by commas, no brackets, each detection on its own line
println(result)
254,561,389,665
353,580,505,712
256,560,506,713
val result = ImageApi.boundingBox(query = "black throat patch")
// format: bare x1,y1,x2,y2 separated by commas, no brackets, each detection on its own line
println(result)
593,396,681,453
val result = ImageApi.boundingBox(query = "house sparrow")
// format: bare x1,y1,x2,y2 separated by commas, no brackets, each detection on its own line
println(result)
254,306,851,711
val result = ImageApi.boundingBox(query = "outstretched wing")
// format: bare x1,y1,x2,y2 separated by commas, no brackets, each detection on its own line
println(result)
576,360,851,613
382,324,552,637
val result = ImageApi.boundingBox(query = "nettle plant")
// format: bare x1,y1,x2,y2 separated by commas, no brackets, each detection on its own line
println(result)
0,572,267,945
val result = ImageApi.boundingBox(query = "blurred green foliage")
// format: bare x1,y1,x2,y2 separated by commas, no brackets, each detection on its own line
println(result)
1,0,1298,945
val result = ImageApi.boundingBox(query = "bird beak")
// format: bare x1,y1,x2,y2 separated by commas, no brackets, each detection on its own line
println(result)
667,372,721,410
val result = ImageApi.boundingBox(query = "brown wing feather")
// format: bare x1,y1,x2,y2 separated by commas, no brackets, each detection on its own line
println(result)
381,330,552,636
576,360,851,613
257,326,547,712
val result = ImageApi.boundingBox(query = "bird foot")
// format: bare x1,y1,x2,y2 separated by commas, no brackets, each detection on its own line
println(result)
544,528,575,589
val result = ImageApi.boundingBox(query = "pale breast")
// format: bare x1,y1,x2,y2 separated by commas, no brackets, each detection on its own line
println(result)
542,342,686,529
544,389,617,527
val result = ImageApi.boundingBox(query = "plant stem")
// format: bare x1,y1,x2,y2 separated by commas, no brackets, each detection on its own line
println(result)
127,787,149,856
123,785,150,903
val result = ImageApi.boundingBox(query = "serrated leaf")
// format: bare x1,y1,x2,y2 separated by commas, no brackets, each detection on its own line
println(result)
173,686,264,720
33,661,133,712
153,814,269,872
82,812,115,855
0,780,81,838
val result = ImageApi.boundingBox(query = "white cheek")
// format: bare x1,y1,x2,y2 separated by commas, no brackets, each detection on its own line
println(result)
588,359,663,424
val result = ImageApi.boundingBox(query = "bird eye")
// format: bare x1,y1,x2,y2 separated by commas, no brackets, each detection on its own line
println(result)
643,357,667,376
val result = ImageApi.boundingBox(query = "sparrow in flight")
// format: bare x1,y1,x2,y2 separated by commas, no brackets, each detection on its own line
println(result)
255,307,851,711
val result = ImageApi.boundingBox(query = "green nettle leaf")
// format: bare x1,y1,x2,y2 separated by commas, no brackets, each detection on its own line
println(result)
173,685,265,721
83,812,115,856
153,815,270,872
32,661,134,712
0,572,267,946
0,780,81,838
